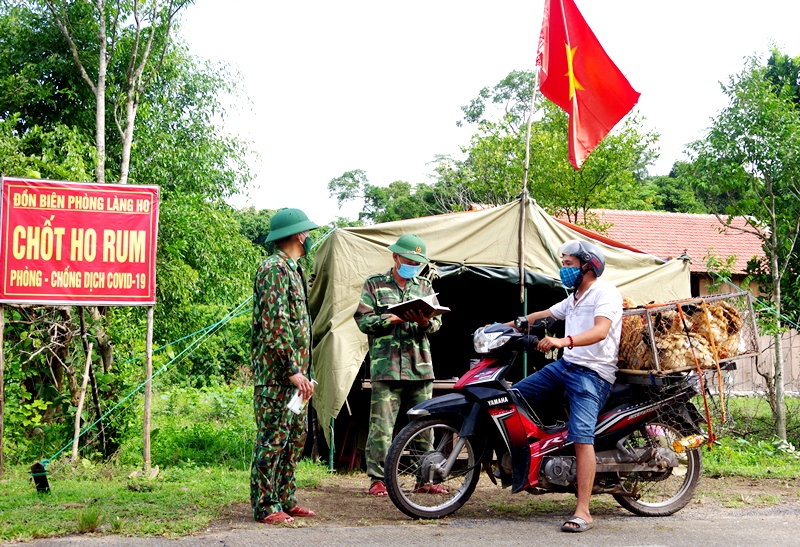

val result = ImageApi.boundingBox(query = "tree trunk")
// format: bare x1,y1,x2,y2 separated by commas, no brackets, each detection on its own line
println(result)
88,307,114,373
65,360,79,407
118,91,138,184
52,306,73,396
80,308,108,456
771,244,787,440
71,342,94,462
94,0,108,184
86,363,107,457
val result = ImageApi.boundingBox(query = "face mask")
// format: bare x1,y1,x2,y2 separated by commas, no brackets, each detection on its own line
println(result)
302,235,313,256
559,266,581,289
397,263,421,279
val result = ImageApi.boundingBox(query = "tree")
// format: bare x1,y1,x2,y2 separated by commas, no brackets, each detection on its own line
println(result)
0,115,95,181
688,51,800,440
0,2,260,464
328,170,442,223
634,163,708,214
433,70,659,223
529,103,658,222
235,207,276,250
43,0,191,185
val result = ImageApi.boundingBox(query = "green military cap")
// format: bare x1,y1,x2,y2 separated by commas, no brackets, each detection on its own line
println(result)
388,234,429,264
266,208,318,242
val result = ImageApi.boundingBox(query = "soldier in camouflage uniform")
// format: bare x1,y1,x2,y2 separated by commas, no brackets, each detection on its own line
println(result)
353,234,445,497
250,208,318,525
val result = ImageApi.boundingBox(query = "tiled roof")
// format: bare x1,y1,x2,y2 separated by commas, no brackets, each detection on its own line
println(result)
563,210,765,273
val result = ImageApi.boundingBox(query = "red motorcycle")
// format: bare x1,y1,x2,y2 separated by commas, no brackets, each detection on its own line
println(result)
384,320,707,519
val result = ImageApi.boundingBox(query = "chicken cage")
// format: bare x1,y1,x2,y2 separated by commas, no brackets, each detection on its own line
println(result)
617,291,760,375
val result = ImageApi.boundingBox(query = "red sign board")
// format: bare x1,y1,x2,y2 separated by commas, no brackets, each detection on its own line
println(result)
0,177,159,305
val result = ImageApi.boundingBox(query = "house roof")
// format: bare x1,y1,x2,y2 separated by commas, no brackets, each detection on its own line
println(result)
561,210,765,274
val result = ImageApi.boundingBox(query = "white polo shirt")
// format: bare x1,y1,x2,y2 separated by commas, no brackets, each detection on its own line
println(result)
549,278,622,384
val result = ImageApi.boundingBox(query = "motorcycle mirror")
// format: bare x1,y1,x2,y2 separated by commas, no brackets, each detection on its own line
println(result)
532,316,556,330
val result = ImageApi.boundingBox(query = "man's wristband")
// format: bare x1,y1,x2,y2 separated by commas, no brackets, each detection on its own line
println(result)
567,335,574,350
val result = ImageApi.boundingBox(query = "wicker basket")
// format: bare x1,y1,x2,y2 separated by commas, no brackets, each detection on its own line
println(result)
617,291,759,374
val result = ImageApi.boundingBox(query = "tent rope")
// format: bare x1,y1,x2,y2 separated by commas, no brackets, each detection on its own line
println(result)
41,297,252,468
40,228,336,471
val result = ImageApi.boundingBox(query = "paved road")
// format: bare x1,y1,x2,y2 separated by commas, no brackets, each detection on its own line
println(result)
19,502,800,547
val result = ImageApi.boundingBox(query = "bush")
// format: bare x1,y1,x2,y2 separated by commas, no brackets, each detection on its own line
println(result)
117,384,254,470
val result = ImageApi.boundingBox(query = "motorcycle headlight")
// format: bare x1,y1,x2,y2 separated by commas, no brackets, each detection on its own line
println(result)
473,326,514,354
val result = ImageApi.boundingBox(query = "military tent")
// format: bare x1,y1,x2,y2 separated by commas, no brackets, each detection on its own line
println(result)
309,199,690,448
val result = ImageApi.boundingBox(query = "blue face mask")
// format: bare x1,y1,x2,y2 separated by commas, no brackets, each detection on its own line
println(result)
559,266,581,289
397,263,421,279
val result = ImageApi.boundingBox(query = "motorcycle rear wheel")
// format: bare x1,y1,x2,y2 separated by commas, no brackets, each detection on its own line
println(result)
385,417,481,519
613,420,703,517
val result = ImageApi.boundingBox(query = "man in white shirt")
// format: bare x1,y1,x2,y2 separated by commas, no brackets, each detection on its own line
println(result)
511,240,622,533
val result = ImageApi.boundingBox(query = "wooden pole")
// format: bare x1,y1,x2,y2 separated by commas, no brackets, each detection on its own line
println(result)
143,305,154,471
518,73,539,303
518,193,527,303
1,304,5,479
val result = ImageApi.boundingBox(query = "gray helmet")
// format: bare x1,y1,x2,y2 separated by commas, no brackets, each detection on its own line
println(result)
559,240,606,277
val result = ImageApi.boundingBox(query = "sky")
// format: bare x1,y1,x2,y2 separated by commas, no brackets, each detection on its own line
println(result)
180,0,800,224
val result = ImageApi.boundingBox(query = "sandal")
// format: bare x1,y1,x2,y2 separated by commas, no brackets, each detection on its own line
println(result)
561,515,593,533
286,505,316,517
413,483,449,494
258,511,295,525
369,480,388,497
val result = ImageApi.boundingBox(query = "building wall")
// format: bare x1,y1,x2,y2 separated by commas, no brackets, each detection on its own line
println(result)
728,329,800,395
695,273,762,297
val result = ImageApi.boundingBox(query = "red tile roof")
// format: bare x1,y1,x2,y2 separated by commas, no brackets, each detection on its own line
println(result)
562,210,765,273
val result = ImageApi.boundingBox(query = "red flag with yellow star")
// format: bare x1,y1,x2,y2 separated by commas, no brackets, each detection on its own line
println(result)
537,0,640,169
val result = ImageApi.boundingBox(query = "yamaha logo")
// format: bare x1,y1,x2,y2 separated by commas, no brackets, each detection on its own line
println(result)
487,397,508,406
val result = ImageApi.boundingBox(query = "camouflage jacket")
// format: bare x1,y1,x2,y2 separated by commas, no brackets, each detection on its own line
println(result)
354,270,442,381
251,249,312,386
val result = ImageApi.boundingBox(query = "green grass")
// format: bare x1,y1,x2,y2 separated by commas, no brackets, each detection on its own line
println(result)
3,385,798,541
703,436,800,478
0,464,245,541
0,384,338,542
696,394,800,478
77,505,104,533
116,385,255,470
0,458,332,542
296,457,333,488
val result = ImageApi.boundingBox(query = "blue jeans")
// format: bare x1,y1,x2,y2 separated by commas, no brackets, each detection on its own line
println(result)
513,359,612,445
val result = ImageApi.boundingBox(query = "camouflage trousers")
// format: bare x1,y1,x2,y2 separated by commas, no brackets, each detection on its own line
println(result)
250,384,307,521
366,380,432,481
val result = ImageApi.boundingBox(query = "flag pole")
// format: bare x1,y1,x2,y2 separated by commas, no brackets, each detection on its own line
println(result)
518,72,540,303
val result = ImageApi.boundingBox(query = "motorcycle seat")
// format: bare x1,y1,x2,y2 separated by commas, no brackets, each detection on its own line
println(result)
602,382,633,412
508,388,568,433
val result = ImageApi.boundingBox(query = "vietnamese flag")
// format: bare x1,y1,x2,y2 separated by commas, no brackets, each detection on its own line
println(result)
537,0,640,169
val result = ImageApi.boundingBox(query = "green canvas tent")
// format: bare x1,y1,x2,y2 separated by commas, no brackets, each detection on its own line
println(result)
309,199,690,447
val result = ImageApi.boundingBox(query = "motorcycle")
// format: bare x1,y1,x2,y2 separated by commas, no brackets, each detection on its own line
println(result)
384,319,707,519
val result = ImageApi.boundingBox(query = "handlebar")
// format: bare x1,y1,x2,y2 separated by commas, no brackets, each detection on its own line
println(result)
522,335,540,351
514,315,557,332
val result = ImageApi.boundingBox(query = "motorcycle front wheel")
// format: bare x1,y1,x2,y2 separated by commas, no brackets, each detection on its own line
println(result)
384,417,481,519
613,420,703,517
